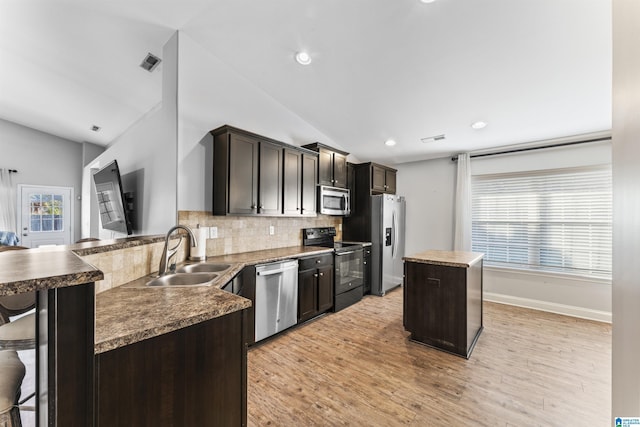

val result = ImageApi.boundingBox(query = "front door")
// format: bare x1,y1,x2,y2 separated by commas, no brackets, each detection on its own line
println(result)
18,185,72,247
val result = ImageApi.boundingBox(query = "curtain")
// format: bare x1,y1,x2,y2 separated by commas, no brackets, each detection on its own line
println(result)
453,153,472,251
0,169,17,234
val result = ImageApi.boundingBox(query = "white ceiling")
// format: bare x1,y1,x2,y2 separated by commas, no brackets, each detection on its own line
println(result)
0,0,611,164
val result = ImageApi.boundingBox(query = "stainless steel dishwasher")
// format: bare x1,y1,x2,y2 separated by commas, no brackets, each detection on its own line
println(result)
254,259,298,342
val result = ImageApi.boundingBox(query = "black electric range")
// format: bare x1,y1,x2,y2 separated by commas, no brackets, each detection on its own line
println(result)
303,227,366,311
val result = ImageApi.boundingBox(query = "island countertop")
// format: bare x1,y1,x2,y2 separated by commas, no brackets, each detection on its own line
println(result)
403,250,484,268
95,245,333,354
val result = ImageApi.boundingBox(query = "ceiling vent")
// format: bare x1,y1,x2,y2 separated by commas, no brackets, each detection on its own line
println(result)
421,134,446,143
90,125,101,132
140,53,161,72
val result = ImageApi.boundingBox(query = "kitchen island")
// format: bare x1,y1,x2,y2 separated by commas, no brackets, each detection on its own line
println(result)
403,250,484,359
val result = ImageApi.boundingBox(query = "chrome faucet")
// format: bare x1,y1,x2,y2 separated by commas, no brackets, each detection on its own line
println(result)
158,225,197,276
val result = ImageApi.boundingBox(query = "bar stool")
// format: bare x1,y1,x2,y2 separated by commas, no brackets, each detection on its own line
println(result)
0,315,35,351
0,350,25,427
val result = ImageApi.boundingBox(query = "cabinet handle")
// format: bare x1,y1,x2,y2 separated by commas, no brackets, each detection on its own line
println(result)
259,205,264,209
251,204,257,209
316,259,321,263
319,272,324,276
314,273,319,278
363,261,367,265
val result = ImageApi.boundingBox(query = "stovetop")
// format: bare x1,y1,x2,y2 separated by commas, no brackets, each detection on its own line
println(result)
302,227,367,253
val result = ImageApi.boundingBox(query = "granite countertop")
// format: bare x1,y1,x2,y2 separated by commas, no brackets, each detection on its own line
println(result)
403,250,484,268
95,245,333,354
0,246,104,296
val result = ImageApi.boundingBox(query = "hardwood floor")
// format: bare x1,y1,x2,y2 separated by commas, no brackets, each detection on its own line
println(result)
247,287,611,426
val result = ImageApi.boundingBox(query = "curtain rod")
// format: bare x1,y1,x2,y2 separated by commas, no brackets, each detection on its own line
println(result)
1,168,18,173
450,136,612,162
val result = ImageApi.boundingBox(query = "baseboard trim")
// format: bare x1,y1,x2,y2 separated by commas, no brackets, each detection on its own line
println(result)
483,292,612,323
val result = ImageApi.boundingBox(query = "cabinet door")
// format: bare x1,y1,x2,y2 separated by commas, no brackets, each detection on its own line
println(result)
317,265,334,313
404,262,443,344
301,153,318,216
385,170,397,194
298,269,317,323
258,141,283,215
318,149,334,186
229,134,259,214
371,165,386,192
283,149,302,215
333,152,347,188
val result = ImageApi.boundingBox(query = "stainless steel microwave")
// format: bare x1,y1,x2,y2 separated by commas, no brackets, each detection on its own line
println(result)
319,185,350,216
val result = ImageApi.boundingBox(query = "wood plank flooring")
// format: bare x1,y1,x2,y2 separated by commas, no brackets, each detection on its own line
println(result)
247,287,611,426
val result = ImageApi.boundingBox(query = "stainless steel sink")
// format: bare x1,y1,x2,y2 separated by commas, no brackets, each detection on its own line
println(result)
175,263,231,274
145,272,218,287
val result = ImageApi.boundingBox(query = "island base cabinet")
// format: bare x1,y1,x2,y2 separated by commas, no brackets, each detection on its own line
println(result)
404,260,483,359
95,309,248,427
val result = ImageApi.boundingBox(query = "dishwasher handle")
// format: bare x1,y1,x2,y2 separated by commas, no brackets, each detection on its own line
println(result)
255,261,298,276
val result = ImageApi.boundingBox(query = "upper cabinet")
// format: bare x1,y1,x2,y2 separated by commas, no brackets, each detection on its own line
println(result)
370,163,397,194
211,125,318,217
283,149,317,216
353,162,398,196
302,143,349,188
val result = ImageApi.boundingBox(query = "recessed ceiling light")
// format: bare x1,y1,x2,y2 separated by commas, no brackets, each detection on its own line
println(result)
471,121,487,130
420,0,436,3
385,139,397,147
295,51,312,65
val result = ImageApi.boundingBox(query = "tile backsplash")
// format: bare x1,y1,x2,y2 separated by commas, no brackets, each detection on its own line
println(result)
85,212,342,293
178,211,342,257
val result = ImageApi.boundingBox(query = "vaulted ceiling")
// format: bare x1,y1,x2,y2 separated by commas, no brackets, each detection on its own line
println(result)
0,0,611,164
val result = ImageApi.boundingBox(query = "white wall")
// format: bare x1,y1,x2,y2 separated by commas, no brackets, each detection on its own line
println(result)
177,32,341,212
396,157,457,256
85,32,179,237
396,140,612,322
612,0,640,418
0,118,83,241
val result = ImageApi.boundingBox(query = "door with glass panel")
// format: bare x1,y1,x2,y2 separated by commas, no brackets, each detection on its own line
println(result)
18,185,72,247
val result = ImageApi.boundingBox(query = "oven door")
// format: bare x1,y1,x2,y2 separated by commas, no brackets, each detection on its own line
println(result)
334,248,364,294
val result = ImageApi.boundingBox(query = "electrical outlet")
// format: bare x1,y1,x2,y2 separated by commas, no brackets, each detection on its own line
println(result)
338,223,342,231
269,225,275,235
210,226,218,239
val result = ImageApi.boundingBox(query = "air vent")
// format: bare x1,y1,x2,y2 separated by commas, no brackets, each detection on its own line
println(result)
140,52,161,72
421,134,446,143
91,125,101,132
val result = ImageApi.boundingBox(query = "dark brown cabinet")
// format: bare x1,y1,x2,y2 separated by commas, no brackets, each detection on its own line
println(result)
403,254,483,359
258,141,282,215
283,149,318,216
371,163,397,194
302,142,349,188
212,125,318,217
95,309,248,426
298,253,334,323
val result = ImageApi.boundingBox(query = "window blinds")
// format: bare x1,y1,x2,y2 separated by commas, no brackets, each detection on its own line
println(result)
471,165,612,279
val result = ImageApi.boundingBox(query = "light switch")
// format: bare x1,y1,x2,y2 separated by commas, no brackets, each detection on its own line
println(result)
269,225,275,235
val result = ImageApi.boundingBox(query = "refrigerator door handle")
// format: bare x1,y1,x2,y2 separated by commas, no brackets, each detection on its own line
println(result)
391,209,396,258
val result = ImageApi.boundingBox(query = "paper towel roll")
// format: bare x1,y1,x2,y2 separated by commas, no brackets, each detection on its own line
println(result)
189,227,207,260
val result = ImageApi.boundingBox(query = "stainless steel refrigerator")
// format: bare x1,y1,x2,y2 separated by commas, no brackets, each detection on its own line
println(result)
370,194,406,296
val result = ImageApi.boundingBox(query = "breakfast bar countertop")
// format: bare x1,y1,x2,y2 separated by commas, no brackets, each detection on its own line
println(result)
403,250,484,268
0,246,104,296
94,245,334,354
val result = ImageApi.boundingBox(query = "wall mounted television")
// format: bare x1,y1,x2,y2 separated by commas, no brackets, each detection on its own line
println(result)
92,159,133,235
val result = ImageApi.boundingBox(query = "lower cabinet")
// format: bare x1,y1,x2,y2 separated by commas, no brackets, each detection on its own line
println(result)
298,254,334,323
404,260,483,358
95,309,248,426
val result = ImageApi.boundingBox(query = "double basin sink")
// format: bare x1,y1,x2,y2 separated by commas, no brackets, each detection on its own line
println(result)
145,262,231,287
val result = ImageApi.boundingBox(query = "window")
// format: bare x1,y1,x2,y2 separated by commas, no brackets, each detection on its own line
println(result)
471,165,612,279
29,193,64,232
